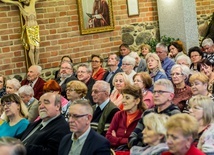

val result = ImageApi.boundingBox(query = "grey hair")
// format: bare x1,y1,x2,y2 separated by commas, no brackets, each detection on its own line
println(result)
18,85,34,96
128,51,140,59
156,43,168,53
176,55,192,66
171,64,190,78
154,79,174,93
72,99,93,115
202,38,214,47
6,78,21,91
31,65,42,75
95,80,111,95
122,55,136,66
77,63,92,73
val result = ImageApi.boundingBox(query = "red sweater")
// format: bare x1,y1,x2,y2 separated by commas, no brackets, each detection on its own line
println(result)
162,145,205,155
106,110,142,148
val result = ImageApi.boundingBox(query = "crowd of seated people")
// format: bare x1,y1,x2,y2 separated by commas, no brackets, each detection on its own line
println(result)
0,38,214,155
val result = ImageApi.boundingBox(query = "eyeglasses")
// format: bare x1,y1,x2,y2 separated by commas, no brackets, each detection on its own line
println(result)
122,63,131,66
66,113,88,120
170,73,183,76
60,67,72,70
153,90,172,95
92,90,106,94
91,60,100,63
1,102,14,107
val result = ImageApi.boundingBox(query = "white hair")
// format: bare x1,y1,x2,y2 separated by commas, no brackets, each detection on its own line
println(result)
122,55,136,66
202,38,214,47
18,85,34,96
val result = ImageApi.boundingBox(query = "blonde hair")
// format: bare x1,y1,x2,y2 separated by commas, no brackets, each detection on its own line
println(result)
112,72,131,87
145,53,163,71
165,113,199,140
189,72,209,84
66,80,88,98
189,95,214,125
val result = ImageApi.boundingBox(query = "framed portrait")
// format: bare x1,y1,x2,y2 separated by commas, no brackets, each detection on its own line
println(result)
77,0,114,35
127,0,139,16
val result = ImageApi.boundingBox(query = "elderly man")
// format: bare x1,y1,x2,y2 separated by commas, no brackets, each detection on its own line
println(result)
202,38,214,64
17,93,70,155
129,51,147,72
91,80,119,136
103,53,122,91
55,61,77,99
21,65,45,100
77,63,96,105
18,85,39,122
128,79,180,147
156,43,175,80
59,99,111,155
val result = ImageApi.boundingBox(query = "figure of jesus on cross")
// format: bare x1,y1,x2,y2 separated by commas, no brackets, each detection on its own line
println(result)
1,0,40,65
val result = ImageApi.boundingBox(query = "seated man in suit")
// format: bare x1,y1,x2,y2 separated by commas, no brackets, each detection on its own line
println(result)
103,53,122,92
18,85,39,122
21,65,45,100
59,99,111,155
55,61,77,99
77,63,96,105
91,80,119,136
129,51,147,72
17,92,70,155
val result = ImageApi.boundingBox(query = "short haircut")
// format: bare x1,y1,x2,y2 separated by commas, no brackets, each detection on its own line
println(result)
176,55,192,66
154,79,174,94
156,42,168,53
122,84,143,110
1,94,28,121
189,72,209,84
60,61,73,69
119,43,130,50
18,85,34,96
202,38,214,47
109,53,120,61
61,55,73,63
13,75,22,83
0,137,26,155
168,41,183,52
31,65,42,74
112,72,131,87
91,54,103,63
128,51,140,59
71,99,93,115
66,80,88,98
171,64,190,78
77,63,92,73
200,59,214,68
144,113,169,142
43,79,61,93
165,113,199,140
122,55,136,66
189,95,214,125
6,78,21,91
188,46,203,58
94,80,111,95
145,53,163,71
54,93,62,111
133,72,152,89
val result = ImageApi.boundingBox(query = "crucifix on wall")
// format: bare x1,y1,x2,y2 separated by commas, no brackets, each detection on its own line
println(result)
1,0,40,67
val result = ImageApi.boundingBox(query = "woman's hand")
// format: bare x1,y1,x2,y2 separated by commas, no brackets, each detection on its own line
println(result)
112,130,116,137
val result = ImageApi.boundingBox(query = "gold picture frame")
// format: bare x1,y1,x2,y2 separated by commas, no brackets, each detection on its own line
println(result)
127,0,139,16
77,0,114,35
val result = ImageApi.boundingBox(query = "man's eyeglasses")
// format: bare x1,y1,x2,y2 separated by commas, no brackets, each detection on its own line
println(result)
1,102,14,107
122,63,131,66
92,90,106,94
153,90,172,95
66,113,88,120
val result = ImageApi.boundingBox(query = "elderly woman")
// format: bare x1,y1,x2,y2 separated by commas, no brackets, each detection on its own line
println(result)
200,59,214,94
189,72,213,99
188,46,203,72
139,43,151,59
168,41,185,61
176,54,192,68
133,72,154,109
43,79,68,108
0,94,29,137
189,95,214,154
130,113,169,155
91,54,106,80
6,78,21,95
121,55,136,84
0,75,6,98
145,53,167,84
62,80,87,119
171,64,192,111
106,84,143,150
110,72,131,110
162,113,204,155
